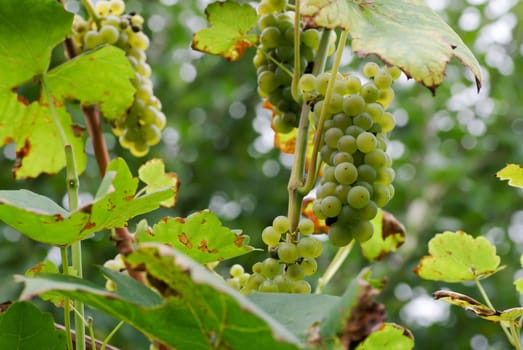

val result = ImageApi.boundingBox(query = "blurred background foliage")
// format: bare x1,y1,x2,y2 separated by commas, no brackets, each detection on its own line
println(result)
1,0,522,349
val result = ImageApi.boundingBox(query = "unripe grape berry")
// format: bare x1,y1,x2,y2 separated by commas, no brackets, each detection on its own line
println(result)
272,215,290,234
363,62,379,78
262,258,281,278
109,0,126,15
99,25,120,44
258,279,279,292
347,185,371,209
230,264,245,278
292,280,312,294
301,258,318,275
286,264,305,280
129,32,150,50
95,1,110,17
321,196,342,218
298,218,315,235
277,242,298,263
328,223,353,247
297,236,323,258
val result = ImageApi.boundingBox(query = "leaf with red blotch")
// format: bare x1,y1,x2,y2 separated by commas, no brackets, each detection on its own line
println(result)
192,1,258,61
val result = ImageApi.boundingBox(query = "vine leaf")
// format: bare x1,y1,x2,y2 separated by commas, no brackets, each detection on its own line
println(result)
301,0,482,92
138,158,179,208
433,290,523,323
0,301,67,350
136,210,256,264
248,293,340,341
360,210,406,261
354,323,414,350
0,91,87,179
46,46,136,119
414,231,503,282
496,164,523,189
17,244,303,349
25,261,64,307
0,0,73,89
0,158,174,245
192,1,258,61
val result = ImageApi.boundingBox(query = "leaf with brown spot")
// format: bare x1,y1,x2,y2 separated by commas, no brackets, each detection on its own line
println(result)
192,1,258,61
137,210,256,264
138,158,179,208
301,0,482,92
361,210,406,261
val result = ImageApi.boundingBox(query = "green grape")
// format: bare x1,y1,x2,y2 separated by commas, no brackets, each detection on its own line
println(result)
342,94,366,116
347,185,370,209
322,165,336,182
363,62,379,78
364,149,387,169
353,112,373,131
317,182,336,198
245,273,265,290
278,242,298,263
130,140,149,157
252,262,263,274
333,79,349,95
105,279,117,291
376,167,395,184
262,258,281,278
327,93,343,114
380,112,395,133
84,30,102,49
109,0,126,15
356,132,377,153
267,0,287,11
366,103,384,123
337,135,357,154
258,279,279,292
302,29,320,50
230,264,245,278
301,258,317,276
345,125,364,138
273,115,294,133
257,70,279,94
274,274,293,293
315,72,331,95
297,237,323,258
334,162,358,185
129,32,150,50
258,13,277,30
372,183,391,207
227,278,241,290
312,199,327,220
104,15,121,28
328,223,353,247
324,127,343,149
356,201,378,221
286,264,305,280
332,152,353,166
99,25,119,44
142,124,161,146
274,65,292,85
292,280,312,294
273,215,290,234
374,70,393,89
321,196,342,217
332,113,352,130
95,1,110,16
346,75,362,93
258,2,276,15
299,74,316,92
239,273,250,287
386,65,402,80
320,145,336,165
298,218,315,235
351,220,374,242
260,26,281,49
262,226,281,246
103,259,121,271
377,88,395,109
357,164,377,182
335,184,351,202
360,83,379,103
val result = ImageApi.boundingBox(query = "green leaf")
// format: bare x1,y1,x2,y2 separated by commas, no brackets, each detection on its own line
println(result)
138,158,179,207
433,290,523,323
355,323,414,350
361,210,406,261
0,0,73,89
0,91,87,179
496,164,523,189
25,261,65,307
0,301,66,350
414,231,502,282
248,293,340,341
18,244,302,350
514,278,523,295
137,210,256,264
46,46,135,119
301,0,482,92
0,158,175,245
192,1,258,61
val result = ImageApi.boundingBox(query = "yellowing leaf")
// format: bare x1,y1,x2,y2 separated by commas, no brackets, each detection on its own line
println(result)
192,1,258,61
496,164,523,189
414,231,502,282
361,210,406,261
138,159,179,208
301,0,482,92
355,323,414,350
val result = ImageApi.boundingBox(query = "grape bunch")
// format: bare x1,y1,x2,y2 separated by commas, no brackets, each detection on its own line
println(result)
226,215,322,294
302,63,401,246
253,0,335,133
71,0,166,157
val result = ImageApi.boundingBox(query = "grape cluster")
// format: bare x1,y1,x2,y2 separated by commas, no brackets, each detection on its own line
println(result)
71,0,165,157
253,0,335,133
302,63,400,246
226,216,322,294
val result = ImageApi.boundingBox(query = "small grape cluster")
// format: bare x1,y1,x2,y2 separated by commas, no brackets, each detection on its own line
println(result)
301,63,401,246
226,216,322,294
71,0,166,157
253,0,335,133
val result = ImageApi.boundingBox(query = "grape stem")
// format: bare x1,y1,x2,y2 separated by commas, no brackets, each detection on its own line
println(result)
290,0,301,102
315,240,354,294
80,0,101,28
